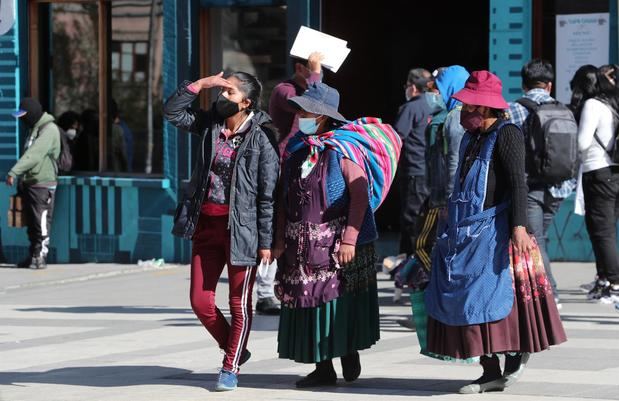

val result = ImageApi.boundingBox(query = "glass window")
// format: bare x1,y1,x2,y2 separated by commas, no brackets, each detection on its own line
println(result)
111,1,163,174
121,42,133,53
37,1,163,176
135,42,147,55
212,6,288,111
49,3,100,172
121,53,133,72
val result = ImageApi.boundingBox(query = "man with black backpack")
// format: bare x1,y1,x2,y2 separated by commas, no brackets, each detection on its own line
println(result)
5,98,61,269
509,59,579,309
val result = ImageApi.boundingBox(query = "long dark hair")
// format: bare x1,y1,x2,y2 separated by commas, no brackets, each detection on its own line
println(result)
569,64,598,122
596,64,619,115
227,71,263,111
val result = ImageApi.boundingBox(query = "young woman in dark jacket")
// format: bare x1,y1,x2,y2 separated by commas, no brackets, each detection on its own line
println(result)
163,71,279,392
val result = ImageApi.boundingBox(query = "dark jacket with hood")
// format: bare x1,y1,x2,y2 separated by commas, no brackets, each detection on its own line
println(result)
394,92,442,176
163,81,280,266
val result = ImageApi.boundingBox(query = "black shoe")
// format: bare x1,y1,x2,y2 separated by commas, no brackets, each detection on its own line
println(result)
397,318,416,331
295,362,337,388
256,297,281,315
239,349,251,366
341,351,361,382
587,279,610,300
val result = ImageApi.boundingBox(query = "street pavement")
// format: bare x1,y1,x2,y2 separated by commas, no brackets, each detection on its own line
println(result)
0,259,618,401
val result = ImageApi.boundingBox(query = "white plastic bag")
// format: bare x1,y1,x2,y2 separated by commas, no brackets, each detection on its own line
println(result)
257,259,278,281
574,165,585,216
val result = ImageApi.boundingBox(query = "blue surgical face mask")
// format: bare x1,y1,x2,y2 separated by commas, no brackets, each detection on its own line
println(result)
299,117,319,135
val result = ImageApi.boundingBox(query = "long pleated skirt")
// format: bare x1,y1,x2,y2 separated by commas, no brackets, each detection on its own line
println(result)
426,239,567,360
277,243,381,363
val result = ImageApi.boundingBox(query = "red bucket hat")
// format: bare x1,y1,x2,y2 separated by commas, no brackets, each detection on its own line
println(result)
452,70,509,109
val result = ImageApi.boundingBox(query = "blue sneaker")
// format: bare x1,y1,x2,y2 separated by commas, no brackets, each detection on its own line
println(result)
216,369,238,391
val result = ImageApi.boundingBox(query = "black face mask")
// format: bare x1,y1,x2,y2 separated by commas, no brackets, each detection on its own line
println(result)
18,98,43,129
215,94,241,119
22,112,42,129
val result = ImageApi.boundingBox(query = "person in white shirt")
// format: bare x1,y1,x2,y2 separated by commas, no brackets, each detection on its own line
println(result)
577,65,619,303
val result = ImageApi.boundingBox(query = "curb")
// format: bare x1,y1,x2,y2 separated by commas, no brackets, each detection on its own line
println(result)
1,263,184,292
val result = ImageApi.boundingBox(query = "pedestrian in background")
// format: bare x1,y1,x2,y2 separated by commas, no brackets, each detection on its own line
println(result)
568,64,598,122
397,65,470,331
7,98,61,269
72,109,98,171
394,68,434,256
417,65,470,270
57,111,80,141
269,52,324,155
567,65,599,291
109,99,128,173
424,71,566,394
259,52,324,316
577,65,619,303
508,59,578,309
163,71,279,391
274,82,401,388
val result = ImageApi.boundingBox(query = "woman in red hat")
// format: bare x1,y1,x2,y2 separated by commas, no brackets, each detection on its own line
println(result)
424,71,566,394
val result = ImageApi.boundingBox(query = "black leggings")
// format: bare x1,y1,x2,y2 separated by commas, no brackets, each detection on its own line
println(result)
583,166,619,284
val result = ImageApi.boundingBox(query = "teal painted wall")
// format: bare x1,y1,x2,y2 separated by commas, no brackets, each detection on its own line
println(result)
489,0,532,102
1,178,179,264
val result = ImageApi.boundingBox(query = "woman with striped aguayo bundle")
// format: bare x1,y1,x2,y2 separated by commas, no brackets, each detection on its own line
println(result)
272,82,401,388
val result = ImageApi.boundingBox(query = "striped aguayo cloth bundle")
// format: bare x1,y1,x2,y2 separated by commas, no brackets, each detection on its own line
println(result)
286,117,402,211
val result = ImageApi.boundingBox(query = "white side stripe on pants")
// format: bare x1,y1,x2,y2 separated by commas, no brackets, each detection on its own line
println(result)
232,266,251,372
41,210,48,237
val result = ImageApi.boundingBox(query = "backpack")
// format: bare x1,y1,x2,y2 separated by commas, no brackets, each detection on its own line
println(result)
425,108,449,207
40,121,73,174
56,127,74,173
516,98,579,184
593,98,619,164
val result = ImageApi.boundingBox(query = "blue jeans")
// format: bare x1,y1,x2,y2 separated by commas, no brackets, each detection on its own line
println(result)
527,188,562,296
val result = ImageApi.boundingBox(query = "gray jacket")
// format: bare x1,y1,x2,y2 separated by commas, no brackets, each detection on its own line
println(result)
163,81,280,266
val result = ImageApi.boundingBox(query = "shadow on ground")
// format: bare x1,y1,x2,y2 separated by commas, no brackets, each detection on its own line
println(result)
15,306,194,314
560,314,619,325
0,366,463,396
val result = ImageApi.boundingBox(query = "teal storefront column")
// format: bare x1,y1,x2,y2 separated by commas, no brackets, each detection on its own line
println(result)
489,0,532,102
0,0,27,263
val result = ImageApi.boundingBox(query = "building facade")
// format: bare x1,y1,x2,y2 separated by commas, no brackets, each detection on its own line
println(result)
0,0,616,264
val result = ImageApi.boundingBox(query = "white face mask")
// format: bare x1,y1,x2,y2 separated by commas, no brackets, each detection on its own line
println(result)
66,128,77,139
299,117,319,135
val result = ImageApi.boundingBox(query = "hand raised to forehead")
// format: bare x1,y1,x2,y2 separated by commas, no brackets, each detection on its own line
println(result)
194,72,235,91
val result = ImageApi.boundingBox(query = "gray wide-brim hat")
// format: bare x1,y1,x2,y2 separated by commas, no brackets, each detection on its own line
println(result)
288,82,348,123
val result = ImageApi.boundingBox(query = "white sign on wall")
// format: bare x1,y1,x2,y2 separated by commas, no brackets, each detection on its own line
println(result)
556,13,609,104
0,0,15,36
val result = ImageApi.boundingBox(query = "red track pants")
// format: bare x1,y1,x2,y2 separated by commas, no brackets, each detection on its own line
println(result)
190,214,256,374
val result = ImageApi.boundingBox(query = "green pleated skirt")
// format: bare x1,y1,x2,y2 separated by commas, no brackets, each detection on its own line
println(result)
277,243,381,363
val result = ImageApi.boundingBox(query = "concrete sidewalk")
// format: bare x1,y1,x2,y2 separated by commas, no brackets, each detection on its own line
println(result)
0,262,182,292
